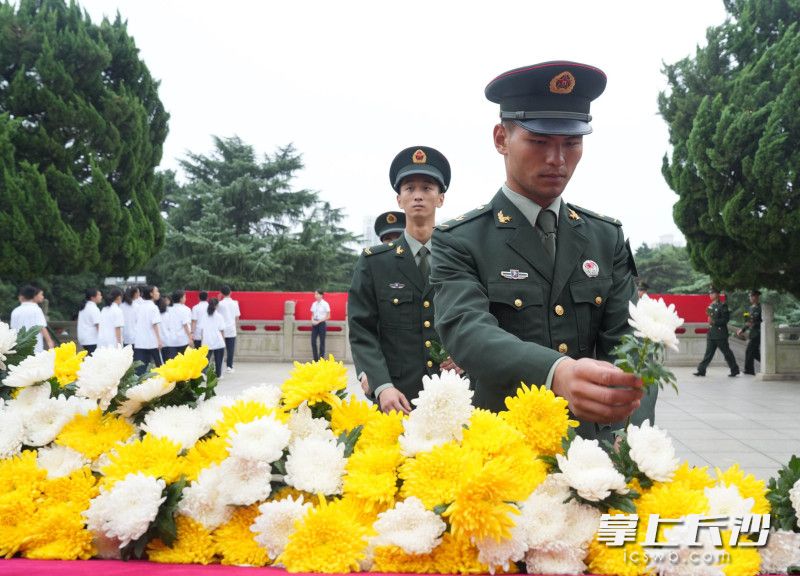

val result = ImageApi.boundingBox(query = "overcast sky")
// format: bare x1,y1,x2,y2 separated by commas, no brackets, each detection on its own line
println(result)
79,0,728,248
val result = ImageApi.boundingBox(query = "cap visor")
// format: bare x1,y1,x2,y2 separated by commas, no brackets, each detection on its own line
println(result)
394,166,446,191
514,118,592,136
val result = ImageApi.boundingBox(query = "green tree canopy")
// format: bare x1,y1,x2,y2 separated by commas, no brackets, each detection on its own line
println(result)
634,243,711,294
0,0,168,280
659,0,800,297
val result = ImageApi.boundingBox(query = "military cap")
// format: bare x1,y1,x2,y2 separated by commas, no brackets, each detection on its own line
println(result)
389,146,451,192
750,289,762,296
485,61,607,135
374,211,406,242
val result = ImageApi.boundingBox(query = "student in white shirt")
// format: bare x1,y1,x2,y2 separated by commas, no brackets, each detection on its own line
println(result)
217,285,241,373
163,290,194,360
120,286,140,346
10,285,55,354
133,285,163,375
157,295,172,359
191,291,209,348
77,288,103,354
310,289,331,361
97,287,125,348
197,297,226,377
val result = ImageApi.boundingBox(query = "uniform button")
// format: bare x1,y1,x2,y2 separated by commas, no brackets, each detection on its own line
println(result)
423,320,431,328
423,300,430,308
425,340,431,348
554,304,565,316
514,298,523,308
595,296,603,305
427,360,433,368
388,242,394,247
558,343,568,354
392,298,399,305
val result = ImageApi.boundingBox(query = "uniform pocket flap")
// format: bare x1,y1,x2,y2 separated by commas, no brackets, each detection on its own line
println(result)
570,277,613,306
380,289,413,305
488,280,544,309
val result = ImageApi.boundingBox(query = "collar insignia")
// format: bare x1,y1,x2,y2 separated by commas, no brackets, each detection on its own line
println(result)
500,269,529,280
568,208,580,220
497,210,512,223
396,246,405,255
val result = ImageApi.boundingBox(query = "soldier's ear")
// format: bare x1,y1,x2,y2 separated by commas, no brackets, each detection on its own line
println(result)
493,123,509,155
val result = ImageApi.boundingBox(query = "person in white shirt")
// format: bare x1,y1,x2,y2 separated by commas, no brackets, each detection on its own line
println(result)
191,291,209,348
10,285,55,354
97,287,125,348
163,290,194,360
310,289,331,361
216,285,241,373
157,295,172,359
120,286,140,346
197,297,226,376
77,288,103,354
133,285,163,375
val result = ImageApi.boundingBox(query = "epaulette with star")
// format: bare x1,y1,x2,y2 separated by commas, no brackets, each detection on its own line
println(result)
362,242,395,257
435,204,493,231
567,203,623,226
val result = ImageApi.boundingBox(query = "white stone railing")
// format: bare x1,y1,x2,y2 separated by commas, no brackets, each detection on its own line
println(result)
663,322,746,368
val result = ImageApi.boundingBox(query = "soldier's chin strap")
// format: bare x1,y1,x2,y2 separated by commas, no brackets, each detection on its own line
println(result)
500,110,592,121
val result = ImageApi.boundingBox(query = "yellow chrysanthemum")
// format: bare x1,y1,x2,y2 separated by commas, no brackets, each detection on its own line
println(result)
434,531,494,575
358,410,405,450
53,342,87,386
399,442,483,509
714,464,769,514
278,496,374,572
462,409,524,459
153,346,209,382
635,480,709,546
212,400,288,439
40,467,98,508
55,408,135,460
0,451,44,557
343,444,403,511
280,355,347,410
670,462,716,491
20,502,95,560
179,435,229,482
147,515,216,564
373,544,442,574
500,383,578,456
214,504,270,566
329,396,381,436
100,435,182,487
587,531,649,576
269,485,313,503
721,535,761,576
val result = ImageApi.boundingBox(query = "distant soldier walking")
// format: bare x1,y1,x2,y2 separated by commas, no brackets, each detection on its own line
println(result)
736,289,762,375
694,287,740,377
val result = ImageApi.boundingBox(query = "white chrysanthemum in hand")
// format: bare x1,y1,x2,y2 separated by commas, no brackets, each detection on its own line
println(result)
790,479,800,523
287,403,335,446
252,495,312,560
227,416,291,463
628,295,683,351
284,436,346,495
116,376,176,418
218,457,273,506
178,463,233,530
626,420,680,482
75,345,134,410
399,370,473,457
0,405,24,459
555,437,628,502
37,444,90,478
526,546,588,576
372,497,446,555
0,321,17,370
238,384,283,409
2,349,55,388
140,405,210,449
83,472,166,547
760,530,800,574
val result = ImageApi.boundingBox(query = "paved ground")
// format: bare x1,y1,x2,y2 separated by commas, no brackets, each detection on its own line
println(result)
216,361,799,481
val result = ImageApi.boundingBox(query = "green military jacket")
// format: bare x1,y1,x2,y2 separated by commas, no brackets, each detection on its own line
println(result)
706,301,731,341
348,235,439,400
744,303,762,340
430,189,656,441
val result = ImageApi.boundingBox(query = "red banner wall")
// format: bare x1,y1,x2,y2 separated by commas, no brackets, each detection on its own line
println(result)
184,292,348,321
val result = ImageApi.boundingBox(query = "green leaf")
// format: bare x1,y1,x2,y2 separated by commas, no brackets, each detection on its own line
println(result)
432,503,450,516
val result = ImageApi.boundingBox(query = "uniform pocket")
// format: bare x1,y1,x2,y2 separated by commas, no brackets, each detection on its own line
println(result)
488,280,544,341
569,276,613,351
379,288,415,329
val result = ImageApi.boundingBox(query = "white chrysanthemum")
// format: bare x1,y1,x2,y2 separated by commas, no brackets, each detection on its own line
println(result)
22,395,76,446
196,394,238,427
287,402,336,445
626,420,680,482
628,295,684,352
525,546,588,576
475,519,527,574
116,376,176,418
760,529,800,574
284,436,346,495
11,382,51,409
0,406,24,459
704,484,754,528
251,495,312,560
555,437,628,502
238,384,283,409
140,405,210,449
75,345,134,410
645,525,725,576
790,478,800,523
399,369,473,457
372,497,446,555
217,457,273,506
2,349,55,387
0,321,18,370
227,415,291,463
177,463,233,530
37,444,89,478
83,472,166,548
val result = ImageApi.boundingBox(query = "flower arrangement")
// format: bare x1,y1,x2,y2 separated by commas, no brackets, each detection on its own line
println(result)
1,319,799,575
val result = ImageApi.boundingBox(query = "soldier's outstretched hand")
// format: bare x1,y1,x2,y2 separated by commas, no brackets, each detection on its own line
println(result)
551,357,643,424
439,356,464,375
378,387,412,415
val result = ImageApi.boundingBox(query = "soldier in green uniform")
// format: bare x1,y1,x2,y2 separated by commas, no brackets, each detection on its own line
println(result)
431,61,654,442
349,146,460,414
375,211,406,244
736,289,762,375
694,287,740,377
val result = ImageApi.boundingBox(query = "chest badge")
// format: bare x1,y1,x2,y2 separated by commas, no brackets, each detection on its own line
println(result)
389,282,405,289
582,260,599,278
500,269,529,280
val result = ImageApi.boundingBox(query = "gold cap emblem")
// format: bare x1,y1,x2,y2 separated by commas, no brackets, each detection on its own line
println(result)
549,71,576,94
412,149,427,164
386,213,397,224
